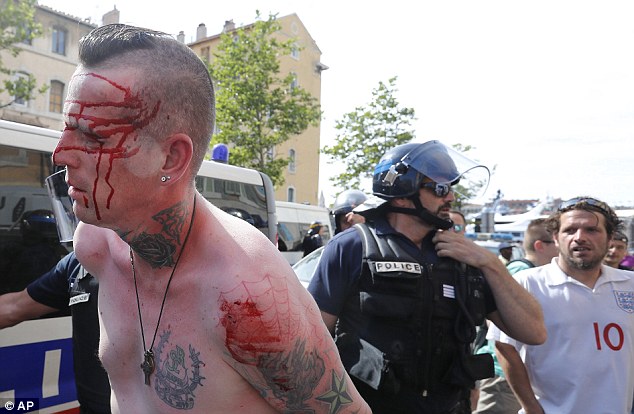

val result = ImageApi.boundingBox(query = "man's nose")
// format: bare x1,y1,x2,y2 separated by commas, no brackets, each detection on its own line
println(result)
573,229,587,242
53,128,77,167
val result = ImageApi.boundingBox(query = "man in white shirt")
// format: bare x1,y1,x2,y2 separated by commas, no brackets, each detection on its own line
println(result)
491,196,634,413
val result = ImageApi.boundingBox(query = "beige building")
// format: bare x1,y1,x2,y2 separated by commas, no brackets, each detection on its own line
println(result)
1,8,325,205
0,4,99,130
188,14,326,205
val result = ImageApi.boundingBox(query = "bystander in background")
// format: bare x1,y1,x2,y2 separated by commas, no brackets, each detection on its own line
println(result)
491,197,634,413
474,218,557,414
604,231,633,271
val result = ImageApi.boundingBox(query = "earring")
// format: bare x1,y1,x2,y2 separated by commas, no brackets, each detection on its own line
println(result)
161,175,171,182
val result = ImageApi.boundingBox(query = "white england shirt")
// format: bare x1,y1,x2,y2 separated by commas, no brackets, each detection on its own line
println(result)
490,258,634,414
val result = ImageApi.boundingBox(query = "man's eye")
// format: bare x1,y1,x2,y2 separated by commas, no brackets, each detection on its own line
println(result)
85,132,106,142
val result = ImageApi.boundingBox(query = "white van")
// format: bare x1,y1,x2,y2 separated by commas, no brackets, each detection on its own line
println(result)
0,120,277,413
275,201,333,265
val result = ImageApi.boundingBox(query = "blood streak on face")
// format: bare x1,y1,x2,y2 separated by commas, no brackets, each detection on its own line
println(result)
53,73,160,220
220,298,283,365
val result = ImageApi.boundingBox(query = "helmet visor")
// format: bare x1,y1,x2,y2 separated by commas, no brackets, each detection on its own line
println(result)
45,169,78,243
402,141,490,197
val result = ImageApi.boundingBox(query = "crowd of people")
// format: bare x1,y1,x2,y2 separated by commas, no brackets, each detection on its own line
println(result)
1,22,633,414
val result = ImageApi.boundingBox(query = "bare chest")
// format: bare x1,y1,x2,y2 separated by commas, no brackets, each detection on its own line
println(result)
97,273,238,412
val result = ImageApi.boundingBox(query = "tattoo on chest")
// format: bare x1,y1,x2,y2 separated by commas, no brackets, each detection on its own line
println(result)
153,330,205,409
129,202,187,268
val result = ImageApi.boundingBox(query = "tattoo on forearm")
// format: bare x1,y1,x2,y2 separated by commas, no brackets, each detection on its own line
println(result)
128,202,187,268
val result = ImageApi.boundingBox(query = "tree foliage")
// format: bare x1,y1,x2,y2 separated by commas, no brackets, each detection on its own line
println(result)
0,0,46,109
209,12,321,187
322,77,416,190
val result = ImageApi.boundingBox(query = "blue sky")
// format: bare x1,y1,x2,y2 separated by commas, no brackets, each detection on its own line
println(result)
43,0,634,207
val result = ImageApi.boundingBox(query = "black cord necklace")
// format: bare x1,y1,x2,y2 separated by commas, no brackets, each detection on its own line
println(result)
131,195,197,386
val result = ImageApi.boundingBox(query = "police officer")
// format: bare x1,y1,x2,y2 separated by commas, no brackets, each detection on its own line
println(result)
302,221,324,256
331,189,368,234
0,252,111,414
307,141,546,414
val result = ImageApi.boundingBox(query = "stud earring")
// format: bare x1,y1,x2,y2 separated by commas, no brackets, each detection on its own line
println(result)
161,175,171,182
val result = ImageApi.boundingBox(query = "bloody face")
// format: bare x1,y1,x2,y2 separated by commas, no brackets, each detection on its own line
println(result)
53,67,161,224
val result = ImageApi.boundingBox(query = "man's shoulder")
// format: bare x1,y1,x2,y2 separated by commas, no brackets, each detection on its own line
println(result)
512,262,555,284
507,258,533,269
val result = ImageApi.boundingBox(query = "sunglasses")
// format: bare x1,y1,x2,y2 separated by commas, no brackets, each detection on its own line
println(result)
453,224,464,232
421,182,452,198
558,197,611,216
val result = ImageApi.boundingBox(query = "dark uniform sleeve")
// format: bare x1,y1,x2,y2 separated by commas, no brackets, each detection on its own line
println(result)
308,230,363,316
26,252,78,310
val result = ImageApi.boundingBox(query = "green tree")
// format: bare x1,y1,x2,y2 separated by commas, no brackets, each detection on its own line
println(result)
322,77,416,190
0,0,46,108
209,12,322,187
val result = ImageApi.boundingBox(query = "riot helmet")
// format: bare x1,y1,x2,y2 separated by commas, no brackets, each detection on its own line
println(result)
331,190,368,234
370,140,489,229
20,209,58,242
307,221,323,235
45,168,78,245
332,190,368,216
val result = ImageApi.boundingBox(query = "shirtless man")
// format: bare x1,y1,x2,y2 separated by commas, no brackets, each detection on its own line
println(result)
53,24,370,414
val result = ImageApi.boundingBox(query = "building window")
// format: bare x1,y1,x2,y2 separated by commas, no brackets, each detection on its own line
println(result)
290,72,298,91
13,72,29,106
287,187,296,202
52,27,67,55
288,149,296,173
201,46,210,63
266,146,275,161
21,26,33,45
291,43,300,60
49,80,64,113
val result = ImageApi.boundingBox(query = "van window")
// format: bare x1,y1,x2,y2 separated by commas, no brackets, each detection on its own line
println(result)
275,201,333,265
0,144,68,294
195,176,271,233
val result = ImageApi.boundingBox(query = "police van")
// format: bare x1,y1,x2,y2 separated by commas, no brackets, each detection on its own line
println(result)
276,201,333,265
0,120,276,413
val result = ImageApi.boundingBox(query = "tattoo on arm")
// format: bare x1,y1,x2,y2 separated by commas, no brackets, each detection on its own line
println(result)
220,278,356,412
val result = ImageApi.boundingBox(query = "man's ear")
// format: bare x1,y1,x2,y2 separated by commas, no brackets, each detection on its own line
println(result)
161,133,193,182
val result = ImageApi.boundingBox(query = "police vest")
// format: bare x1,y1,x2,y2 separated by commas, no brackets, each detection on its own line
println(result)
335,223,493,397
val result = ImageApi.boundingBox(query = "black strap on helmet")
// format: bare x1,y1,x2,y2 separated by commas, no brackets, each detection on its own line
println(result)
384,196,453,230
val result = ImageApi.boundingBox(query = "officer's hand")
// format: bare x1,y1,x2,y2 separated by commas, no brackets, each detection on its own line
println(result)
345,212,365,227
432,229,498,268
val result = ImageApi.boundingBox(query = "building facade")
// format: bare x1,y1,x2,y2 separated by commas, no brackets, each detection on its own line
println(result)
0,4,97,130
1,8,325,205
188,14,326,205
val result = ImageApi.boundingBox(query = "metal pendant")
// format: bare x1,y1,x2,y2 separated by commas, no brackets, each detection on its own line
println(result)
141,349,155,386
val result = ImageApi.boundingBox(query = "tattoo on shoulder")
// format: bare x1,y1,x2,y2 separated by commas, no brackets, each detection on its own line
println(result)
219,277,355,412
154,330,206,410
129,202,187,268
